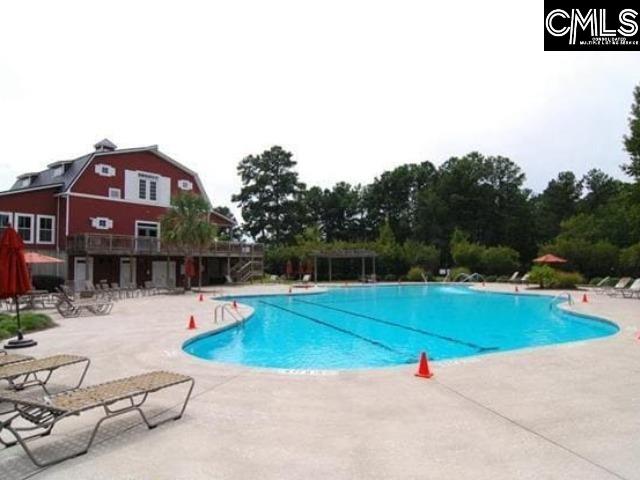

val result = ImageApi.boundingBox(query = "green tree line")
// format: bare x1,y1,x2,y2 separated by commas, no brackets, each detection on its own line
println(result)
231,83,640,279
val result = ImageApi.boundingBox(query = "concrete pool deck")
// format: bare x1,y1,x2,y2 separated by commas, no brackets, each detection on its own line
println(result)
1,283,639,480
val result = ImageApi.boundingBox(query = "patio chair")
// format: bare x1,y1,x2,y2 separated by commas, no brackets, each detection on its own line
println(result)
225,275,234,284
621,278,640,299
0,354,89,395
0,371,194,467
519,273,531,285
55,288,114,317
507,272,520,283
0,353,33,368
605,277,632,297
581,276,611,295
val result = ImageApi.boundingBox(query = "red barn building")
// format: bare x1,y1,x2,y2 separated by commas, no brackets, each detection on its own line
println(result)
0,139,263,289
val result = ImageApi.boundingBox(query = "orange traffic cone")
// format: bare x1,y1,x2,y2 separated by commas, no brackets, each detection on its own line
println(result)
198,293,203,302
515,285,519,293
233,300,238,309
415,352,433,379
187,315,197,330
582,293,588,303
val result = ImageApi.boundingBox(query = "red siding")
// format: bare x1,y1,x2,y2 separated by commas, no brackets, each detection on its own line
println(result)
0,187,60,249
69,196,171,236
71,151,203,198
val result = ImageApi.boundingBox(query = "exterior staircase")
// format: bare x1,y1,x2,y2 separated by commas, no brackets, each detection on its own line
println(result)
230,257,264,283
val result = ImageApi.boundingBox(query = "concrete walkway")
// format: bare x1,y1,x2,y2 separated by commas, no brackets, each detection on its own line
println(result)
1,283,639,480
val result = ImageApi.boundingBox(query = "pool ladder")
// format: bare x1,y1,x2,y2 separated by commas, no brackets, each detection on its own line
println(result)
549,292,573,310
214,303,244,325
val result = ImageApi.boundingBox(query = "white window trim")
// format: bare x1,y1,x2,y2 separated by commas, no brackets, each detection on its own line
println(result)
36,214,56,245
135,220,161,237
137,174,159,202
178,179,193,191
91,217,113,230
95,164,116,177
0,211,12,228
108,187,122,199
14,213,35,244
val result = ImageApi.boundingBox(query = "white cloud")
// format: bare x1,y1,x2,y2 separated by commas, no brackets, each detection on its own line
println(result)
0,1,638,217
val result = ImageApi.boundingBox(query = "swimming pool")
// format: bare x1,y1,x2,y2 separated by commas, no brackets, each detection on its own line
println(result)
183,285,618,369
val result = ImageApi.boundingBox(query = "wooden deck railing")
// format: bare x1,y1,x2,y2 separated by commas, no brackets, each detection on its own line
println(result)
66,234,264,257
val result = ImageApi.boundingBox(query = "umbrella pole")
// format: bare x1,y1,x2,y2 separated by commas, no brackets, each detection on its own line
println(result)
15,295,23,340
4,295,36,349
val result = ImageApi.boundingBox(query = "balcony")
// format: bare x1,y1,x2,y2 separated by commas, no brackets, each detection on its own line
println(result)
66,233,264,258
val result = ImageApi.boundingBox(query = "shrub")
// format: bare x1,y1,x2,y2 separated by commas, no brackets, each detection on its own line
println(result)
0,313,56,340
529,266,584,289
550,271,585,289
540,239,618,278
384,274,396,281
529,265,557,288
450,266,471,281
406,266,426,282
496,275,510,282
484,275,497,283
619,243,640,277
402,242,440,273
589,277,602,285
451,241,484,272
481,246,520,276
31,275,64,293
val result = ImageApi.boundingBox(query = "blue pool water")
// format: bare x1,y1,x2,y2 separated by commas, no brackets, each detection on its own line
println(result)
183,285,618,369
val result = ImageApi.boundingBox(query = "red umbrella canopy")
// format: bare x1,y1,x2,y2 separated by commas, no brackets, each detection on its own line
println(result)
23,252,64,264
0,227,32,299
533,254,567,264
184,257,196,278
285,260,293,276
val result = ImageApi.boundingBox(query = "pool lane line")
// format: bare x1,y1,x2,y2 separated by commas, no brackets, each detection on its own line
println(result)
292,298,497,352
258,300,405,356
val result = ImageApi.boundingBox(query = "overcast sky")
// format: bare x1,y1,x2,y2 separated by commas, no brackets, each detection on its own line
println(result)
1,1,639,218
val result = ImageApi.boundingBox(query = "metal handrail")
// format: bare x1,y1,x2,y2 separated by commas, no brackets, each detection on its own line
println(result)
214,302,244,324
549,292,573,309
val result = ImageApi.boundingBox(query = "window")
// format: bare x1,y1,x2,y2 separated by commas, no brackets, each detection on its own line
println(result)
136,221,159,238
138,174,158,202
108,188,121,199
15,213,34,243
139,178,147,199
149,180,157,201
52,166,65,177
178,179,193,191
36,215,55,244
95,164,116,177
91,217,113,230
18,178,31,188
0,212,11,229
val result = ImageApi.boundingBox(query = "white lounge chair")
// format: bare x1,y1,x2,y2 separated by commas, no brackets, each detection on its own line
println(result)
508,272,520,283
605,277,632,297
586,276,611,295
621,278,640,298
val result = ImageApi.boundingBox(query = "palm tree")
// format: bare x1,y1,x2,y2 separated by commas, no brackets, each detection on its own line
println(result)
160,193,217,290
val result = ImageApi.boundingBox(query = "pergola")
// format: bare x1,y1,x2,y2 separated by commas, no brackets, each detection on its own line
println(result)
310,249,377,283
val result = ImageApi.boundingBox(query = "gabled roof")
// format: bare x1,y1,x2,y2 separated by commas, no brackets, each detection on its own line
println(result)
8,153,93,192
1,140,212,206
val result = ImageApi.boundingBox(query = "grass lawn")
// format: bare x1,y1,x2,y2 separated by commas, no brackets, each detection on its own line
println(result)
0,312,57,340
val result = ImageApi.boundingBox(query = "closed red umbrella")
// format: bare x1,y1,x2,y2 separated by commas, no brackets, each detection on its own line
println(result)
184,257,196,278
0,227,37,348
